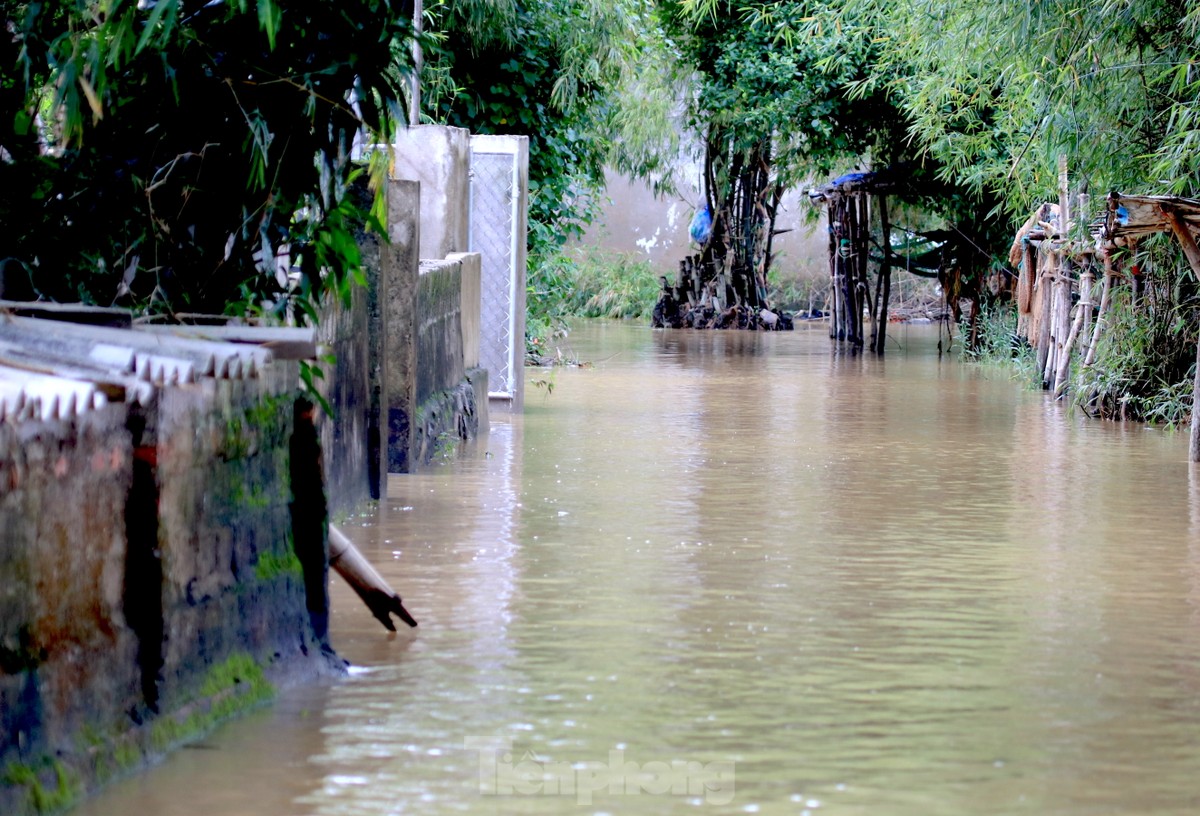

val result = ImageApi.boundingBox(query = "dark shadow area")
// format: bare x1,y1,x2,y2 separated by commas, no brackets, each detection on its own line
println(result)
289,396,330,647
123,409,164,714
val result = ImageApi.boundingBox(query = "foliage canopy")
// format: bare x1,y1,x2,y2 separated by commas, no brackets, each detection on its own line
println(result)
1,0,413,318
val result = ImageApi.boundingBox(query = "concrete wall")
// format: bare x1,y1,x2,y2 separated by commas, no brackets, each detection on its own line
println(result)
151,367,321,705
319,178,403,513
450,251,482,371
319,265,373,516
416,259,466,406
0,353,328,816
0,148,495,812
408,256,487,467
0,405,138,769
391,125,470,261
377,176,488,474
313,172,489,481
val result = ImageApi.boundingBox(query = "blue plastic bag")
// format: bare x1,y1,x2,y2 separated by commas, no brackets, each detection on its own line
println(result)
689,203,713,246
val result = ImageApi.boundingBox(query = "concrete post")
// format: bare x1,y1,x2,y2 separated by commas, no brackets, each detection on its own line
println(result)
391,125,470,260
385,179,420,474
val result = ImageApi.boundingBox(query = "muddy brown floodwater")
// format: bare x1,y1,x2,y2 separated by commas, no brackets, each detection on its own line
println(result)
74,321,1200,815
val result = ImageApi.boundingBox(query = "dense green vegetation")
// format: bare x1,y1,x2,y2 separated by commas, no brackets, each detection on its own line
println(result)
1,0,412,318
1,0,1195,421
418,0,678,354
526,246,659,359
646,0,1197,423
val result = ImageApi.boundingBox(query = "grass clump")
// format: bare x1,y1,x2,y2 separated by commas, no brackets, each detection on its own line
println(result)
2,758,78,814
526,246,659,360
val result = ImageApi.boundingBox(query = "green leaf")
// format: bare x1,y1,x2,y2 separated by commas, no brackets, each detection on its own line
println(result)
258,0,282,50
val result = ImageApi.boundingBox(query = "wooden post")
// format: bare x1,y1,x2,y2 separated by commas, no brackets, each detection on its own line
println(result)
1191,331,1200,463
1055,259,1089,398
874,194,892,354
844,198,859,345
1161,206,1200,462
856,194,870,349
828,205,839,340
1052,254,1073,393
1079,259,1094,355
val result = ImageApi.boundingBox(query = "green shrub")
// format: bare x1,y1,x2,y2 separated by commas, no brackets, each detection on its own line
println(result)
526,246,660,359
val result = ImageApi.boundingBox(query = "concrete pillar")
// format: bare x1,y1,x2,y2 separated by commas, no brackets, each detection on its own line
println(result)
385,179,420,474
391,125,470,260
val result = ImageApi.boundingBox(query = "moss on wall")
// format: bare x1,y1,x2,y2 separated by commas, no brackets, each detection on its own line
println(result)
1,758,79,815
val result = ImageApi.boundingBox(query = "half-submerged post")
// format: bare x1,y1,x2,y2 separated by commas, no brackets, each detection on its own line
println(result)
873,194,892,354
329,524,418,630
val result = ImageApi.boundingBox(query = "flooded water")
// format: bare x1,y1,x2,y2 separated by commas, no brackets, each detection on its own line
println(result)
76,321,1200,815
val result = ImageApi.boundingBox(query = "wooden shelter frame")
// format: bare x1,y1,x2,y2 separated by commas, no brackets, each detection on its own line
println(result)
1010,155,1200,461
809,172,903,354
1091,192,1200,462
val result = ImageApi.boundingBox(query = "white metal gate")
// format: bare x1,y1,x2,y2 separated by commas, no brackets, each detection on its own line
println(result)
468,135,528,411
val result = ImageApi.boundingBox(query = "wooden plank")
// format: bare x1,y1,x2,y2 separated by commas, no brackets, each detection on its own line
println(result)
1162,206,1200,276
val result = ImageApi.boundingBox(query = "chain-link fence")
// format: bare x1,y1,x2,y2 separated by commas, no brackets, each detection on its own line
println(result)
470,151,516,399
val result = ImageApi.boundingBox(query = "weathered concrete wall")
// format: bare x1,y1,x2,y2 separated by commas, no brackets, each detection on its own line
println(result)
318,271,373,517
308,174,487,481
0,350,329,816
450,251,482,371
317,176,414,515
151,365,321,707
450,251,490,441
401,257,486,467
392,125,470,260
417,259,466,406
0,405,139,777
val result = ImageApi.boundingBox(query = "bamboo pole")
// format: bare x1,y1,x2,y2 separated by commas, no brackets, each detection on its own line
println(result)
1051,254,1073,393
1079,261,1094,355
1036,251,1054,388
1084,248,1115,367
1054,262,1088,399
1058,154,1070,240
329,524,418,630
845,198,860,345
857,194,870,349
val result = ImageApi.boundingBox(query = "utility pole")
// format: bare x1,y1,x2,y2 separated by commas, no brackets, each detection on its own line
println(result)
409,0,423,127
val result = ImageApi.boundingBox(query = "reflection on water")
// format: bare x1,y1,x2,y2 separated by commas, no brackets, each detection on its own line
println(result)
76,322,1200,815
